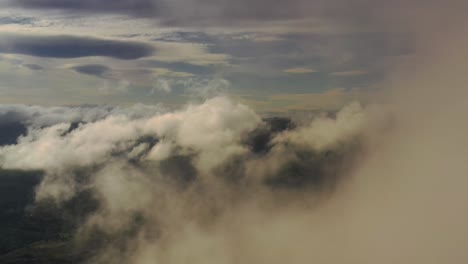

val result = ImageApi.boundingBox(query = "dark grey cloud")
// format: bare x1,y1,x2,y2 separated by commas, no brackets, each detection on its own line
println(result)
71,64,111,77
5,0,456,36
7,0,386,28
10,0,299,22
22,63,43,70
11,0,159,16
0,34,155,60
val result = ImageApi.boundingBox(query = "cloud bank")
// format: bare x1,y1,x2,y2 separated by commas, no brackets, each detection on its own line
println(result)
0,94,371,262
2,1,468,264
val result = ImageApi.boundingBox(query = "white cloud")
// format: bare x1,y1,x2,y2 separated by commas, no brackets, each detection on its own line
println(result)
151,78,172,93
0,96,261,173
185,77,230,99
274,102,365,151
98,79,130,95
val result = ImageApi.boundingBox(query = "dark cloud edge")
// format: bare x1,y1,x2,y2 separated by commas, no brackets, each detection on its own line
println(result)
0,33,155,60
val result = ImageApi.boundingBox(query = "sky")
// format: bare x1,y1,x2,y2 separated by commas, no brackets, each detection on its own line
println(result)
0,0,415,112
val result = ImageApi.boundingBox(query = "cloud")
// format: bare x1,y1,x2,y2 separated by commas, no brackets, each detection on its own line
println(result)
5,0,387,30
284,67,317,74
0,33,155,59
0,15,35,25
150,68,194,78
267,88,371,112
8,0,306,23
151,78,171,93
140,60,215,75
3,49,468,262
331,70,368,76
151,41,231,66
98,79,130,95
274,102,365,151
184,77,231,99
0,95,366,194
0,97,261,171
71,64,111,77
22,63,43,70
3,2,468,264
0,103,164,128
0,95,371,262
10,0,159,16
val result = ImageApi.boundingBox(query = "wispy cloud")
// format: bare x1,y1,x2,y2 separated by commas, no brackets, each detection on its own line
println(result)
267,88,366,111
284,67,317,74
331,70,368,76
